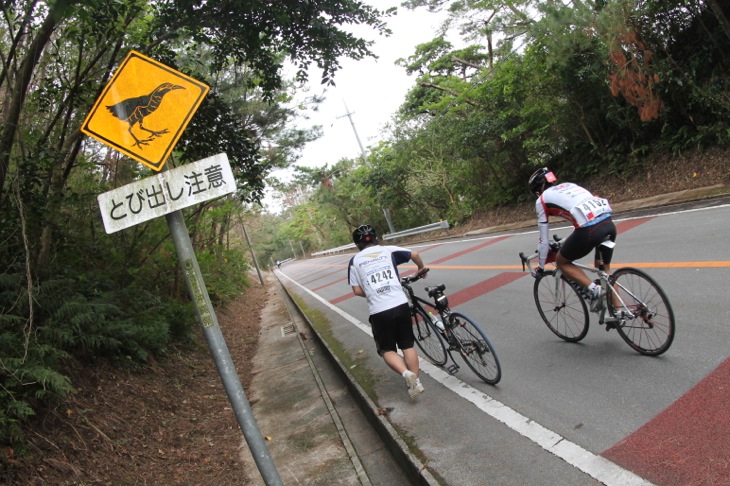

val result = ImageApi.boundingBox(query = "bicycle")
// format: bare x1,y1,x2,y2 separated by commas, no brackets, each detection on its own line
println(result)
519,235,675,356
401,269,502,385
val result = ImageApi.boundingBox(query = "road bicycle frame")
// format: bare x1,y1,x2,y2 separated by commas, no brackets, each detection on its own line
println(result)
402,276,460,371
520,239,637,327
401,270,502,384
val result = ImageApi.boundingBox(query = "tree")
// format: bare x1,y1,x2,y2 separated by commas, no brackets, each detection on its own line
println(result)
0,0,396,452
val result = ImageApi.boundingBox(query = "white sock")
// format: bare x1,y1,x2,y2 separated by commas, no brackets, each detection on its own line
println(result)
588,282,599,292
402,370,410,378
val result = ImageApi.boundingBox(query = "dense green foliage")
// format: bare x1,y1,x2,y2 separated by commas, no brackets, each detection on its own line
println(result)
0,0,392,454
266,0,730,256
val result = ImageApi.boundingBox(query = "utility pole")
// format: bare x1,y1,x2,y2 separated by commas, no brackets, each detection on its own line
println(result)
337,102,367,164
337,101,396,234
237,213,264,286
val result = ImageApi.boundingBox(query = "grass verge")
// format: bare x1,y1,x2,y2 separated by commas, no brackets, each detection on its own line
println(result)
290,294,379,404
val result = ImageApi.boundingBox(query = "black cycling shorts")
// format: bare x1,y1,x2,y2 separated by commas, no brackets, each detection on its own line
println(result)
560,217,617,264
369,303,415,356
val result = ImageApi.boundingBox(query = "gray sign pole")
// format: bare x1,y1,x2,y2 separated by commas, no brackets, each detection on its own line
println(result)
166,209,283,486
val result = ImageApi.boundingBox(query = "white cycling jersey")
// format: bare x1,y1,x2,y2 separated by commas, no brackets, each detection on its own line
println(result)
348,245,411,315
536,182,612,228
535,182,612,267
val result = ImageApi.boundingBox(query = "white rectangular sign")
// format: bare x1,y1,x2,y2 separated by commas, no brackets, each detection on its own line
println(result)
98,153,236,234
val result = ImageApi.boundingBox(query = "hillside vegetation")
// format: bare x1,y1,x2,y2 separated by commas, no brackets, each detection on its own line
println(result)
1,2,729,480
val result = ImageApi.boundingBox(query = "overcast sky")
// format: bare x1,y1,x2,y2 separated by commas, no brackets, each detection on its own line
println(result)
262,2,449,211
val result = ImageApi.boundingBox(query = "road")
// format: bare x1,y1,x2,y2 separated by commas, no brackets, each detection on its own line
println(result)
277,199,730,485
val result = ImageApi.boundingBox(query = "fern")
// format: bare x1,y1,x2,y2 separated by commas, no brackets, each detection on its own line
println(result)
2,358,74,398
0,335,72,446
0,392,34,445
0,273,178,448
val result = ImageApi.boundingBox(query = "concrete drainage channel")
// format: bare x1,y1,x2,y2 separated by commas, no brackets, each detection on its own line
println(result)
277,279,439,486
280,322,297,337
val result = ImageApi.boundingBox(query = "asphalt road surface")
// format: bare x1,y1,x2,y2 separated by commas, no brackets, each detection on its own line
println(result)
278,199,730,485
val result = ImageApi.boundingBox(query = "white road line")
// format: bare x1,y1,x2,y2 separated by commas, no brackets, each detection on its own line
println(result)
280,272,655,486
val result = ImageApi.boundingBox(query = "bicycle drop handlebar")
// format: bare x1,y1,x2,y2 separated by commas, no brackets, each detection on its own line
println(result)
401,267,430,285
519,235,562,275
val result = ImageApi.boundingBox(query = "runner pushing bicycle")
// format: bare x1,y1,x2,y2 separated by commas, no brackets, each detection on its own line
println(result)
347,224,429,400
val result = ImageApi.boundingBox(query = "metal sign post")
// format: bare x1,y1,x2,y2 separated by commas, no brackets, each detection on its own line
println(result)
166,209,282,485
83,49,283,483
95,154,283,484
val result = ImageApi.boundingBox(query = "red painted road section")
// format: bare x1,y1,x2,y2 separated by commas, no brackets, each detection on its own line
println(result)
416,243,444,254
615,216,654,233
302,267,343,286
329,287,354,304
313,277,347,293
332,271,526,308
446,272,527,308
430,235,509,265
603,356,730,485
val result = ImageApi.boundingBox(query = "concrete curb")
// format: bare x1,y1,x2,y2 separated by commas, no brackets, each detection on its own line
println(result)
277,278,440,486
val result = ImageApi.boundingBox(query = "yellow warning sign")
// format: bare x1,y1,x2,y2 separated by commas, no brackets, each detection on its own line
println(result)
81,50,209,171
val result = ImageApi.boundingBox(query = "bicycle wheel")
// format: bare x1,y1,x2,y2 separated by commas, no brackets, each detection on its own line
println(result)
608,267,675,356
411,307,448,366
447,312,501,385
533,271,589,342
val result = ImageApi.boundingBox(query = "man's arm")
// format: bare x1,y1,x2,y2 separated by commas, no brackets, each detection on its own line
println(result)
410,250,426,273
352,285,366,297
537,221,550,269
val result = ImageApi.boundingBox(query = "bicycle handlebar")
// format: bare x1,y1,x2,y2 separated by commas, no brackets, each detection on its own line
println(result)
519,251,538,275
400,267,430,285
519,235,562,276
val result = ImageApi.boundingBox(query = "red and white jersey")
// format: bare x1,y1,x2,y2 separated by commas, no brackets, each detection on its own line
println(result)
536,182,612,228
535,182,612,268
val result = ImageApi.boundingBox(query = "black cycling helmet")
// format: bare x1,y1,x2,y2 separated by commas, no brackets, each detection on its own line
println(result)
528,167,557,195
352,224,377,249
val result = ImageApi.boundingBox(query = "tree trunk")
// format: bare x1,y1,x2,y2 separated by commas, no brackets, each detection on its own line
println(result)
0,5,61,203
34,130,83,278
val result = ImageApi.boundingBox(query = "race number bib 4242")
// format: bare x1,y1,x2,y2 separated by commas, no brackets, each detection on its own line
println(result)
367,266,395,294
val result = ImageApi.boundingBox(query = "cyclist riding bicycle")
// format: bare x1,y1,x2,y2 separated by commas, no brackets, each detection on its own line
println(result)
528,167,617,304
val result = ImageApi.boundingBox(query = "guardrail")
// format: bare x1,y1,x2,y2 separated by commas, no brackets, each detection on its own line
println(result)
310,220,449,257
382,220,450,241
310,242,357,257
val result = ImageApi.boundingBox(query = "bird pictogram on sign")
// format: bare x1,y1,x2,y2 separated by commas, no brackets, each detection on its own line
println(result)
106,83,185,148
82,51,209,171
